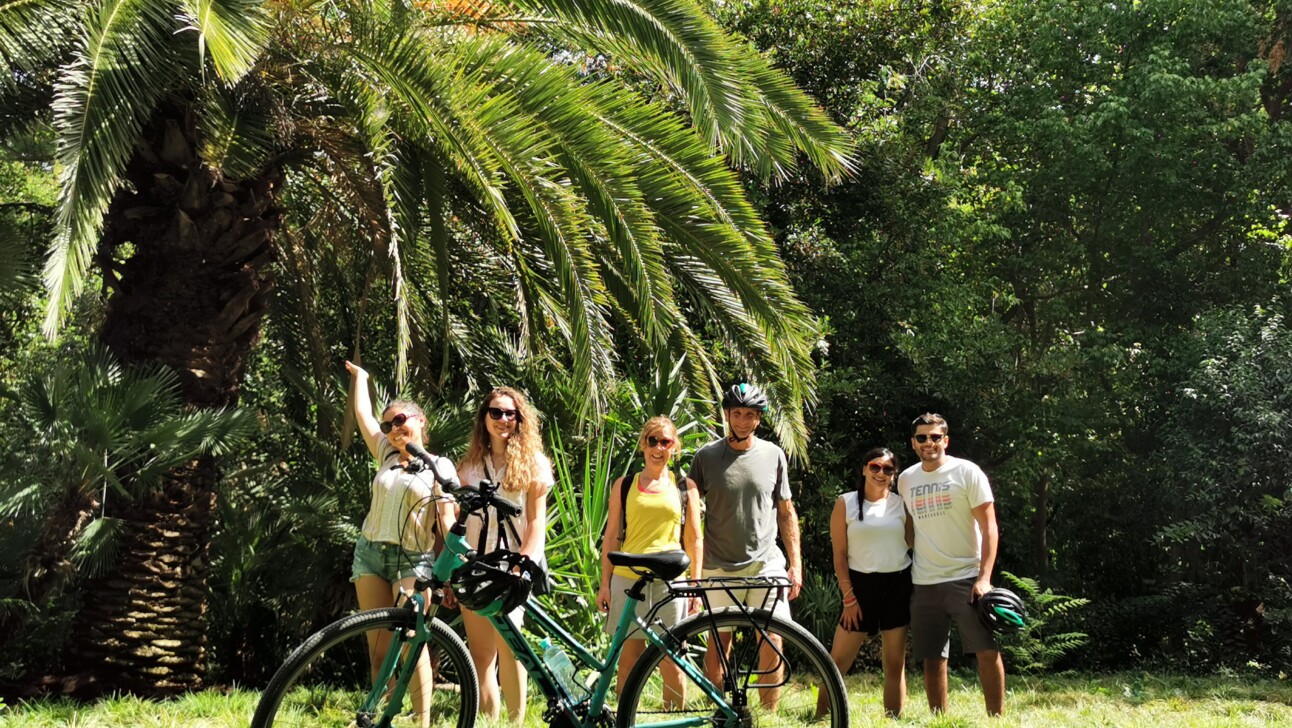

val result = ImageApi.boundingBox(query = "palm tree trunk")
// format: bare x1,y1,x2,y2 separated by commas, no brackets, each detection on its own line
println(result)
65,463,217,694
62,109,280,695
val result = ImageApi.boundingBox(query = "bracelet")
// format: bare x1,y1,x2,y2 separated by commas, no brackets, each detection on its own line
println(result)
842,596,858,606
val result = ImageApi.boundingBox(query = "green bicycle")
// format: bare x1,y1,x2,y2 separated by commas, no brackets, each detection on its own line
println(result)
252,463,848,728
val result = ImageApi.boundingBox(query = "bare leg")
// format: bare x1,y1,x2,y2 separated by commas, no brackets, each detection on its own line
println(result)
462,608,501,720
705,630,731,692
497,631,528,722
879,627,908,718
818,624,865,716
977,649,1005,716
660,653,686,709
757,633,783,710
397,577,434,728
617,639,646,698
923,657,948,714
355,576,395,684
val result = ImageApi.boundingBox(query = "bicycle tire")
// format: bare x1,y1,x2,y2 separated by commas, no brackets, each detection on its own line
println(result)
616,608,848,728
252,607,478,728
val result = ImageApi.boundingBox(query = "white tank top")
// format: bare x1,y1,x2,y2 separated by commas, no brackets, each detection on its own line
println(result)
842,491,911,574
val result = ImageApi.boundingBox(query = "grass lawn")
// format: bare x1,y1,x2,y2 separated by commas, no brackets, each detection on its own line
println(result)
2,671,1290,727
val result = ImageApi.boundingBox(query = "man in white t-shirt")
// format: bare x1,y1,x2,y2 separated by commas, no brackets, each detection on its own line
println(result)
897,413,1005,716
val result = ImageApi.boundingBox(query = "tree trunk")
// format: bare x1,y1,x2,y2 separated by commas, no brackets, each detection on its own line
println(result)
63,463,217,695
60,108,281,695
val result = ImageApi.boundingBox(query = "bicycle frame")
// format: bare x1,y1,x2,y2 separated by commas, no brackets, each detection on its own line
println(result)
428,494,739,728
357,590,434,728
486,580,737,728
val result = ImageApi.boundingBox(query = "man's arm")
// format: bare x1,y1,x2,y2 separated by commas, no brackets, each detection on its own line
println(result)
971,501,998,600
776,499,802,600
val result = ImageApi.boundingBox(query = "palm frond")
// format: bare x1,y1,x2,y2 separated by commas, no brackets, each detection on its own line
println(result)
43,0,185,335
521,0,748,154
525,0,854,181
69,516,125,579
0,0,76,83
0,481,46,517
179,0,271,84
197,85,277,179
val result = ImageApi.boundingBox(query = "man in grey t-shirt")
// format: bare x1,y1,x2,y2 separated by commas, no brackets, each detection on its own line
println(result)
689,383,802,707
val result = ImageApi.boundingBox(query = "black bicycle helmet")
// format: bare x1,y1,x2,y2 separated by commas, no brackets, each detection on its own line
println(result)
721,382,769,411
452,550,541,616
976,588,1027,635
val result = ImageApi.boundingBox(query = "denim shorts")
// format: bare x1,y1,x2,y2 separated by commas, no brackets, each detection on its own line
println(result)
350,534,434,584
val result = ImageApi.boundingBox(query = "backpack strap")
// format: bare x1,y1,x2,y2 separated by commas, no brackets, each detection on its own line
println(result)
618,469,688,545
617,470,638,545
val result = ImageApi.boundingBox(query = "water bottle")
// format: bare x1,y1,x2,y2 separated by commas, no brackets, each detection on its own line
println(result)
539,638,581,697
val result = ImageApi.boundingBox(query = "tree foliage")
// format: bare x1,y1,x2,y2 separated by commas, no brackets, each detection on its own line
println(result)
719,0,1292,671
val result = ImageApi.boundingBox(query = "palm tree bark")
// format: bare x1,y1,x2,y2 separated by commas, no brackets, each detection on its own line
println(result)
65,463,217,695
62,109,281,695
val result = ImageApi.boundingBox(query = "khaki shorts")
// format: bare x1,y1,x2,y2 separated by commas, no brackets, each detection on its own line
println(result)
702,563,792,630
910,577,998,659
604,573,686,638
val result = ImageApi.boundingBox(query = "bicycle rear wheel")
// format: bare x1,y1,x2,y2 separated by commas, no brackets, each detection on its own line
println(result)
252,607,477,728
617,608,847,728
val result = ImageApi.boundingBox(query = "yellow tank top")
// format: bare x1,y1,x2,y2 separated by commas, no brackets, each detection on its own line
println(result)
614,471,684,579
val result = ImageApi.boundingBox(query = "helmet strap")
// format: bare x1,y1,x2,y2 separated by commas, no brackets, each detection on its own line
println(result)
727,432,752,444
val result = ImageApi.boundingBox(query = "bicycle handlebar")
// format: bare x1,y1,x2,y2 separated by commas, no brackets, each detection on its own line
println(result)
446,479,522,519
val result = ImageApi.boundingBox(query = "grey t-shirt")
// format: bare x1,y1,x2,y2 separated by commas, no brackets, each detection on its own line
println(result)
689,437,792,571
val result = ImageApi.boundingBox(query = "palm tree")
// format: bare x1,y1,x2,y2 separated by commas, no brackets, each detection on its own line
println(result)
0,344,252,691
1,0,850,693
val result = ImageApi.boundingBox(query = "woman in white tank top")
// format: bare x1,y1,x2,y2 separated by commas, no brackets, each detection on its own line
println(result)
820,446,914,719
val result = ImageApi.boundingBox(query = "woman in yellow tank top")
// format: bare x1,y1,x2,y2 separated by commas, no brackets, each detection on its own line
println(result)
597,416,704,705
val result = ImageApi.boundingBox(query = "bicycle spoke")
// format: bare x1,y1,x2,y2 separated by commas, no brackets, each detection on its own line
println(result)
618,609,847,728
253,609,477,728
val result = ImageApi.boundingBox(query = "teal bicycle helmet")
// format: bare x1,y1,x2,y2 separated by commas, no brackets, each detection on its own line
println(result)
452,550,540,616
976,588,1027,635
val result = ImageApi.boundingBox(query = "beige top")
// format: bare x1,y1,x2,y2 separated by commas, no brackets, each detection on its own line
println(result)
360,437,454,552
460,453,554,553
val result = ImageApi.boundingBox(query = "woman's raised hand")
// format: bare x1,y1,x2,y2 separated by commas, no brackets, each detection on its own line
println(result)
345,360,368,379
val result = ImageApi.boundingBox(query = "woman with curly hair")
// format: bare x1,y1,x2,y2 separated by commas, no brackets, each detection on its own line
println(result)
456,386,554,722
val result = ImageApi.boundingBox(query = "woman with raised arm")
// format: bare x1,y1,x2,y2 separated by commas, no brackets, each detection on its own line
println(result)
597,416,703,705
345,360,458,728
456,387,555,722
819,446,914,719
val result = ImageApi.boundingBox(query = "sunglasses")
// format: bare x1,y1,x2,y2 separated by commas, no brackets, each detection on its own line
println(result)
380,412,415,434
646,436,676,449
867,463,897,476
914,433,945,443
487,407,520,421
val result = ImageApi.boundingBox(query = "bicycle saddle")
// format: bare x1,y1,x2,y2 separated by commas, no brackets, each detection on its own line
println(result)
608,550,691,581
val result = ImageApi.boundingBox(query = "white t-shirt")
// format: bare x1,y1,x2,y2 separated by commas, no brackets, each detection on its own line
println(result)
459,453,554,554
361,437,454,552
841,491,911,574
897,455,993,585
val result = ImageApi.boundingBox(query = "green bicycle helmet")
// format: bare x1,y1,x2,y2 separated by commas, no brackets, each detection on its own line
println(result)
721,383,768,411
452,550,541,616
976,588,1027,635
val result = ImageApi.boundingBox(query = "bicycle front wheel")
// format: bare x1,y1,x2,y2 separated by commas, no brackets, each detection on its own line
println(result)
252,607,477,728
617,608,847,728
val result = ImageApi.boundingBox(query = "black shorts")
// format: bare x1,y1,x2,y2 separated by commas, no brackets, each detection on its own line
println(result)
841,566,913,636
